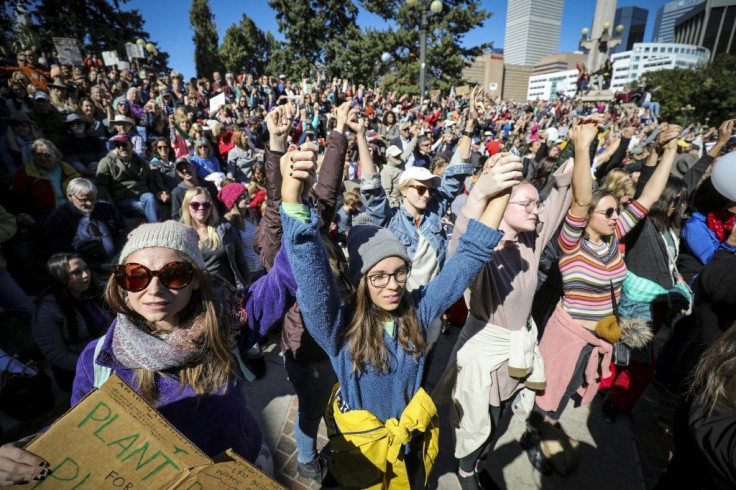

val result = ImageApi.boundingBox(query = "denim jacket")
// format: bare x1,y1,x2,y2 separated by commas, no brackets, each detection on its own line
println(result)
360,149,473,268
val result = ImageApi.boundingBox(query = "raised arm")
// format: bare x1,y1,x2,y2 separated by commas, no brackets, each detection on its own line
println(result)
279,142,343,356
253,104,295,269
569,116,603,218
637,123,681,209
415,161,521,325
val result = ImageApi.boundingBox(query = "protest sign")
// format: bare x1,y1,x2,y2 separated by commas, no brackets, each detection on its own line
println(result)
117,61,130,71
101,51,119,67
125,44,146,60
455,85,470,96
209,92,226,114
16,374,283,489
52,38,83,66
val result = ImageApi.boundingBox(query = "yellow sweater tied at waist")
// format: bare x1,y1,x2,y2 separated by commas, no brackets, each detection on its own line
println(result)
326,385,439,489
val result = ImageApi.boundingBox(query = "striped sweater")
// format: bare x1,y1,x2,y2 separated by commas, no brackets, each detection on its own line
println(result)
558,200,648,321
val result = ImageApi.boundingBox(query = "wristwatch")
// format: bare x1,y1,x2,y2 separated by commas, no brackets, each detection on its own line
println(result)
462,130,474,137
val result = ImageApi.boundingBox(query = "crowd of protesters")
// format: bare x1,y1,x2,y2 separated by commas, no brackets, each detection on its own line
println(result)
0,43,735,489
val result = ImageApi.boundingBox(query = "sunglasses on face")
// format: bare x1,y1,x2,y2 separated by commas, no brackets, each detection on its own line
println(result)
113,142,129,149
595,207,621,219
156,145,168,150
407,184,435,197
189,201,212,211
114,262,194,292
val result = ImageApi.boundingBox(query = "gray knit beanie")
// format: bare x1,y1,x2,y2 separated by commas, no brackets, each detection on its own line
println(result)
118,221,205,269
347,225,410,287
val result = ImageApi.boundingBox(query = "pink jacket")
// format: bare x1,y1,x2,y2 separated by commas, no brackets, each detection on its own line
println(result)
535,302,613,412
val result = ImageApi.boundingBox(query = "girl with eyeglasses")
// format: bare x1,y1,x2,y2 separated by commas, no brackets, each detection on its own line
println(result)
180,186,250,289
522,118,680,473
433,148,574,487
0,219,299,484
279,136,521,489
32,253,111,391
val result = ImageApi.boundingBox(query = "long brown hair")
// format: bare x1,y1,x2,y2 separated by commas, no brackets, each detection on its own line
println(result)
104,252,236,403
343,273,426,373
689,321,736,417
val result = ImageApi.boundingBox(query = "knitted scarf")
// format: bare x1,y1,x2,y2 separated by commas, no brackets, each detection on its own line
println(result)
706,210,736,242
112,278,244,371
112,312,207,371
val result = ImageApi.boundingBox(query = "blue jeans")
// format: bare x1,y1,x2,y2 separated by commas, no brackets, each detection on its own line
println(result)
283,355,336,463
0,268,34,324
116,193,159,223
642,100,660,116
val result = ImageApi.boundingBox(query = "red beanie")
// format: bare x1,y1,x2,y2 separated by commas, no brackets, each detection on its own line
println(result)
217,182,247,211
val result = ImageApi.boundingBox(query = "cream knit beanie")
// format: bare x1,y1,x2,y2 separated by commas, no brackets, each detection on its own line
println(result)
118,221,205,269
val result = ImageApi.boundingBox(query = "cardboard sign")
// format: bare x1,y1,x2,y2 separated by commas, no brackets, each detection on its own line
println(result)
117,61,130,71
455,85,470,96
52,37,83,66
17,374,284,489
125,44,146,60
102,51,119,67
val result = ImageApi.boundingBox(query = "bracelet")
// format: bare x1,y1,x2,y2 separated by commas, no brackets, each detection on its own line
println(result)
462,130,474,137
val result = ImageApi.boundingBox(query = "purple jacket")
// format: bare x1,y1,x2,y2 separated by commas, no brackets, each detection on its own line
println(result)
71,247,296,462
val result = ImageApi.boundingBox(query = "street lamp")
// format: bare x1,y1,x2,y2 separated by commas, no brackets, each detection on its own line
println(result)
407,0,443,101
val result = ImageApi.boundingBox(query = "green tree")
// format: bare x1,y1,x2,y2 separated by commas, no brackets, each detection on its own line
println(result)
642,54,736,124
189,0,220,78
268,0,360,80
360,0,491,93
29,0,165,61
219,14,268,76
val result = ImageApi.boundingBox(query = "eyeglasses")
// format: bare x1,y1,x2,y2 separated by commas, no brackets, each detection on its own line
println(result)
33,152,54,160
407,185,435,197
114,262,194,292
72,195,96,205
595,207,621,219
367,266,411,288
12,122,30,128
156,145,168,150
189,201,212,211
509,201,545,213
113,142,129,149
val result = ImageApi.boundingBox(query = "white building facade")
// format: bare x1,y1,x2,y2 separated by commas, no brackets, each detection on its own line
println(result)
609,42,710,91
526,42,710,100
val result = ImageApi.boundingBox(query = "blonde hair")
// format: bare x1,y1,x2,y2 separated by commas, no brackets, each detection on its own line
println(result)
610,179,636,206
600,168,630,190
343,190,362,207
180,187,221,250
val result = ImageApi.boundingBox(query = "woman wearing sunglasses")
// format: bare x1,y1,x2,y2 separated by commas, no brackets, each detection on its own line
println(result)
180,186,250,289
523,118,681,473
279,134,522,489
0,219,298,484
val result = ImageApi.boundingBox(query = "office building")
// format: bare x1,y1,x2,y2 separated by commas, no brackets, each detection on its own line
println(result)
527,42,709,100
504,0,565,65
674,0,736,59
653,0,705,42
612,6,649,54
532,52,587,74
609,42,710,91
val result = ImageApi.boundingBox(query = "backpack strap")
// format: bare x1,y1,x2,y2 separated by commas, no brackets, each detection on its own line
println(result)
93,333,112,389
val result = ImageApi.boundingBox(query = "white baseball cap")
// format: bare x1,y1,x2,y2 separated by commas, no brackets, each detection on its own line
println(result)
399,166,441,187
386,145,402,158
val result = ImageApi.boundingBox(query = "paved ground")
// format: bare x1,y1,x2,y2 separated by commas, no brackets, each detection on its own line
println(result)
243,326,678,490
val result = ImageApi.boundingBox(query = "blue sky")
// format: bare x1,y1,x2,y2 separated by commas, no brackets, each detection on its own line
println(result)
125,0,670,78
